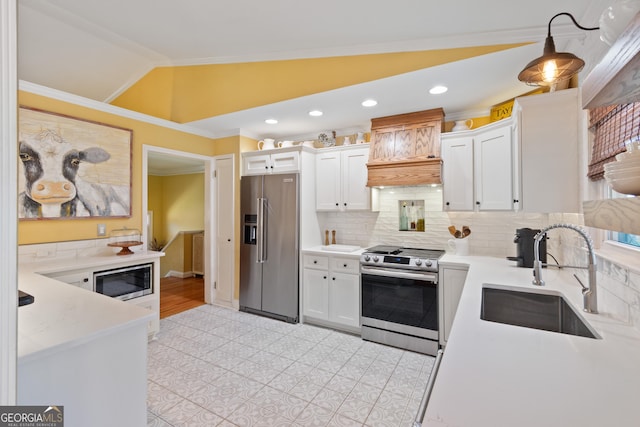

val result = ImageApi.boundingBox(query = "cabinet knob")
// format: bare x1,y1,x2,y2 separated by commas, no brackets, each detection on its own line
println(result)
343,263,348,267
343,203,347,206
476,201,481,205
83,278,88,282
513,199,519,203
446,202,450,206
335,203,339,206
270,165,274,169
332,277,336,281
323,276,327,279
313,260,318,264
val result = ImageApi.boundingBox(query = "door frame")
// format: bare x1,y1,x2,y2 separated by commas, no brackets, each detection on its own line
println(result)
142,145,216,304
0,0,17,405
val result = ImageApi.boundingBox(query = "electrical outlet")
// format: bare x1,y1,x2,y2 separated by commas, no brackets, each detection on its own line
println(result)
97,224,106,236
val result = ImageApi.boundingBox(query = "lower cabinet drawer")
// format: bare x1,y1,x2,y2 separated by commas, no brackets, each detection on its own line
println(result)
330,257,360,274
303,254,329,269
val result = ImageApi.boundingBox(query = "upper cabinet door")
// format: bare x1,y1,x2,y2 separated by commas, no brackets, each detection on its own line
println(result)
270,151,300,174
316,151,341,210
242,150,301,176
341,147,370,211
474,124,513,211
442,136,474,211
242,154,271,175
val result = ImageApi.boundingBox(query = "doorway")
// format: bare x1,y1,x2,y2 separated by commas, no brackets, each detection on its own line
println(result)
143,146,235,313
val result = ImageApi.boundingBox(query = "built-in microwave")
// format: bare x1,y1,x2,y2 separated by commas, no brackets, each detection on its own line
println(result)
93,263,153,301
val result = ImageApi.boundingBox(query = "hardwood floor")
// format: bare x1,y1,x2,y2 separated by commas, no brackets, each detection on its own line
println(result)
159,275,205,318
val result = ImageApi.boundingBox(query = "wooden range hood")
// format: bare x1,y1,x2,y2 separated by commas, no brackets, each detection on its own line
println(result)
367,108,444,187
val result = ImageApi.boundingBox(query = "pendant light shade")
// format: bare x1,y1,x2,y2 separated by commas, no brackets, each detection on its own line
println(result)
518,13,598,88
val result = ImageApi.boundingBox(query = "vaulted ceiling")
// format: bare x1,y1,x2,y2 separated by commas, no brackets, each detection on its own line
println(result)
18,0,611,140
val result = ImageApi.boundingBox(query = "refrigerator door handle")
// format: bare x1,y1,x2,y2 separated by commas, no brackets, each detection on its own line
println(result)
257,197,267,263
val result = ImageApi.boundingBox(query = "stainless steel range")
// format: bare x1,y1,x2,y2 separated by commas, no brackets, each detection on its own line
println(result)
360,245,445,355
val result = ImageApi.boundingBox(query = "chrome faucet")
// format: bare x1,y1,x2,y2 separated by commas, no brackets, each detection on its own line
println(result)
532,223,598,314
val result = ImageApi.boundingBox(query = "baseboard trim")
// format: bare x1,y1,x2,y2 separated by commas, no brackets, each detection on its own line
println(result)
164,270,195,279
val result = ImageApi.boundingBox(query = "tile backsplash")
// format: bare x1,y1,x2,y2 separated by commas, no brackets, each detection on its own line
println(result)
318,187,640,331
318,186,552,258
18,238,131,262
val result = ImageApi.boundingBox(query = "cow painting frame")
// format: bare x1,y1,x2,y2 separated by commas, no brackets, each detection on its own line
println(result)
18,106,133,220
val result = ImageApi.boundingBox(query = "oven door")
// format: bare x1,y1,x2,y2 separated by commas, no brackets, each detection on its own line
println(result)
361,266,438,339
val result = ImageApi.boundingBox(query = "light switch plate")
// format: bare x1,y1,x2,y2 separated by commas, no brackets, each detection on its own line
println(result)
97,224,106,236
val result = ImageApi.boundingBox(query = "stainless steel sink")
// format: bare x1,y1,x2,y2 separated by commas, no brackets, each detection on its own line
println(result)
481,285,599,339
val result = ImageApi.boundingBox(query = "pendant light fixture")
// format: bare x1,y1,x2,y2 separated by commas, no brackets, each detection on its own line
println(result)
518,12,599,88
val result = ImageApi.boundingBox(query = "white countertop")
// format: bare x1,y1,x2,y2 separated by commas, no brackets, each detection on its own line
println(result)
425,255,640,427
18,251,162,363
302,245,365,257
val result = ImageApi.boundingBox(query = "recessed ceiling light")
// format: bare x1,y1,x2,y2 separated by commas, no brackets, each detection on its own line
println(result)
309,110,323,117
362,99,378,107
429,85,448,95
265,118,278,124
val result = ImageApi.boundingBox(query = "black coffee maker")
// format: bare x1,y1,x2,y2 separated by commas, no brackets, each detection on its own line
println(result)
507,228,547,268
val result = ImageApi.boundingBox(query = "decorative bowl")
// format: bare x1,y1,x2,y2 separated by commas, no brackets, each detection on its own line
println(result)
604,168,640,180
606,175,640,195
604,161,640,172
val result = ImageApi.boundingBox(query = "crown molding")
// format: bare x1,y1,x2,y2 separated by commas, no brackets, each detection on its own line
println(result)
19,80,218,139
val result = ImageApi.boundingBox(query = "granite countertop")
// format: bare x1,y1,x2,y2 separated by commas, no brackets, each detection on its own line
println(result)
425,255,640,427
17,251,163,363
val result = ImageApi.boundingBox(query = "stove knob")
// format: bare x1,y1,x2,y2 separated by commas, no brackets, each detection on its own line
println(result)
373,256,379,262
414,259,422,266
364,255,370,262
425,260,433,267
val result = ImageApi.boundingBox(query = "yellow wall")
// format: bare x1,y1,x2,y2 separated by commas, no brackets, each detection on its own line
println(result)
17,90,217,245
160,233,184,277
112,44,527,123
110,67,176,121
148,173,205,244
161,173,205,240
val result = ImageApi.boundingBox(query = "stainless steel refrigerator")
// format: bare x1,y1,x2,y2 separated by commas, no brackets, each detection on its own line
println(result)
240,173,299,323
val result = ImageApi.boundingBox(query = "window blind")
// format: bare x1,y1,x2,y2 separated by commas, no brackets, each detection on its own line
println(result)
588,102,640,180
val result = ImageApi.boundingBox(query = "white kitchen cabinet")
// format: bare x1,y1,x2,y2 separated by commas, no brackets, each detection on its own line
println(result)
302,251,360,332
39,254,161,339
328,256,360,328
514,88,580,213
442,121,515,211
316,145,370,211
474,124,515,211
44,268,93,291
439,264,469,346
441,135,474,211
242,148,300,176
303,267,329,320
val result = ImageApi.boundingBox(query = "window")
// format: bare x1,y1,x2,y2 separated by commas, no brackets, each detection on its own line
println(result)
588,103,640,252
605,189,640,249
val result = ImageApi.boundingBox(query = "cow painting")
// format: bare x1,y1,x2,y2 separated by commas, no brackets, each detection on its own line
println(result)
18,109,132,220
18,130,129,218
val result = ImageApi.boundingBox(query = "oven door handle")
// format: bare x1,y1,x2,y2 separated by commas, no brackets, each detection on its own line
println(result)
361,266,437,282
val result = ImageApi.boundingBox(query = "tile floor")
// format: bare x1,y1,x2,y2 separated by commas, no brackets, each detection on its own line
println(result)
147,304,435,427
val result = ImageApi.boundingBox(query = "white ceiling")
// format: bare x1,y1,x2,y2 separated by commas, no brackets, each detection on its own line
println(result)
17,0,612,171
